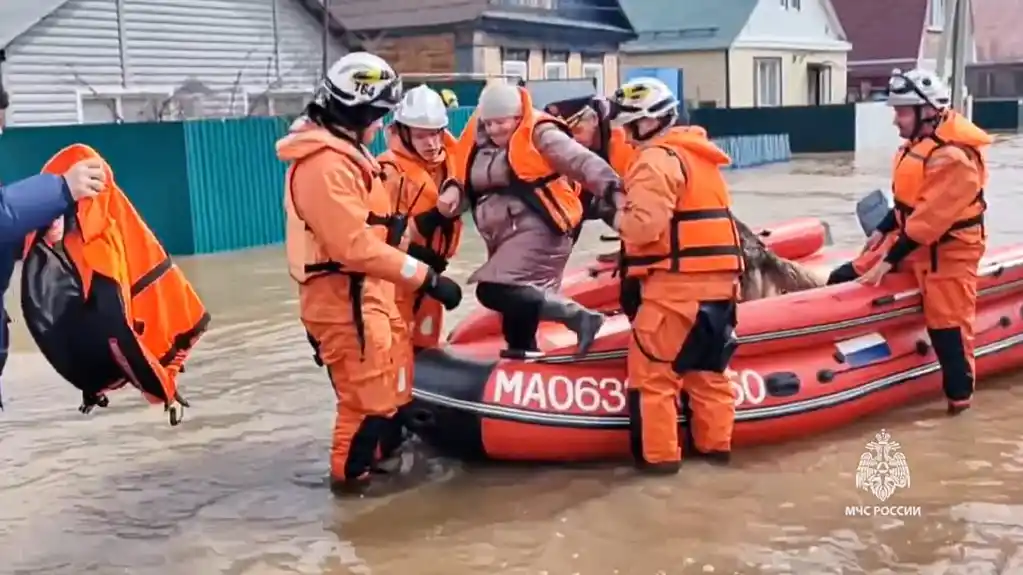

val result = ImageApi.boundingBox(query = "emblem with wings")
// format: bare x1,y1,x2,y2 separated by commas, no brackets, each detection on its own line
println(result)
854,429,910,502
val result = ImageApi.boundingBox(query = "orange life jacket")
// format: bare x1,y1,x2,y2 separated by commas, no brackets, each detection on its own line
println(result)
621,128,744,277
891,111,989,266
378,131,463,271
20,144,210,425
463,87,583,235
605,126,636,176
283,131,405,358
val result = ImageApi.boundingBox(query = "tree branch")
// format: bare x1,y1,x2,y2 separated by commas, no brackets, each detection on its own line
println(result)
65,64,123,122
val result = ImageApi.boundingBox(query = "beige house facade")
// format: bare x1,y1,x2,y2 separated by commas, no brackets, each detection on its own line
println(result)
619,0,850,108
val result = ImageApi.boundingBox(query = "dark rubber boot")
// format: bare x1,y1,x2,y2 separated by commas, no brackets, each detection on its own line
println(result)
539,296,604,355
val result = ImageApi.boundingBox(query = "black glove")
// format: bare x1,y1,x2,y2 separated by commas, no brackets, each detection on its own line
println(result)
421,268,462,310
602,180,624,206
413,207,446,238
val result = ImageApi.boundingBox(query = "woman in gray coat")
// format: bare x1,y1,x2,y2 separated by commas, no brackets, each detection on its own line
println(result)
438,83,623,355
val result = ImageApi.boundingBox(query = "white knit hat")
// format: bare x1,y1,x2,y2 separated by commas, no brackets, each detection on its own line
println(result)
478,83,522,120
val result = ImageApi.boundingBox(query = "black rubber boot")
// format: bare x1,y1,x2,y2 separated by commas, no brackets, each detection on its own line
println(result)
539,295,604,354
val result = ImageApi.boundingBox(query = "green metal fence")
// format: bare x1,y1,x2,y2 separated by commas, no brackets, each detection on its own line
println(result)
0,122,195,255
0,107,792,255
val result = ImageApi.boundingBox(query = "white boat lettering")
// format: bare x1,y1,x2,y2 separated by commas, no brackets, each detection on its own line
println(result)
727,368,767,406
492,370,627,413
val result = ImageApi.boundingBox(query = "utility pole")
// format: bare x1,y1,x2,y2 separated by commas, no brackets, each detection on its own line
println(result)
935,0,972,116
321,0,331,77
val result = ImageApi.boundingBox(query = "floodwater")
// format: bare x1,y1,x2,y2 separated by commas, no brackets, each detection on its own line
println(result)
3,138,1023,575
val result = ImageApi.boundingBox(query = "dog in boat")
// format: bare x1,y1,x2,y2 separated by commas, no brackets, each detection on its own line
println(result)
596,219,825,301
734,218,826,301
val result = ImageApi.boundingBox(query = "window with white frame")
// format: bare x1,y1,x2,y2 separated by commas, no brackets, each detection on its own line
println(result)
79,92,171,124
80,95,119,124
780,0,800,8
581,53,604,93
246,91,312,116
928,0,945,29
502,48,529,82
121,93,168,122
754,58,782,107
544,50,568,80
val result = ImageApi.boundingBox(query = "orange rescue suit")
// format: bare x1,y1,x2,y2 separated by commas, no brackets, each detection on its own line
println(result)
278,122,431,485
379,131,463,352
464,87,584,235
618,127,742,471
21,144,210,425
882,111,992,409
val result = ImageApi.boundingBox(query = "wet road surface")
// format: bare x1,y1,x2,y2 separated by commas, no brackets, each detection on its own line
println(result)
2,138,1023,574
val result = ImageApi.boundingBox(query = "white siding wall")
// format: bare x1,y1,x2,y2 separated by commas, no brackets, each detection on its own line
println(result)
3,0,122,126
3,0,340,126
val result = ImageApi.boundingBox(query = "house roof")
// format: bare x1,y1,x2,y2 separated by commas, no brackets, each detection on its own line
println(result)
0,0,72,48
328,0,489,32
618,0,757,53
973,0,1023,63
831,0,925,64
328,0,632,34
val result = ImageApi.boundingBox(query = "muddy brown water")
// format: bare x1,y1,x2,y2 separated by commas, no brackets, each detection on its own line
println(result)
3,138,1023,574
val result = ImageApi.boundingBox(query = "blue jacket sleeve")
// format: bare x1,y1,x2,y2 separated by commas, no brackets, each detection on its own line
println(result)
0,174,74,245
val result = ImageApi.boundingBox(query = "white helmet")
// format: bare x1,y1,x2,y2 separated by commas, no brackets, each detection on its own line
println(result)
887,68,950,108
311,52,402,128
394,85,449,130
611,77,679,125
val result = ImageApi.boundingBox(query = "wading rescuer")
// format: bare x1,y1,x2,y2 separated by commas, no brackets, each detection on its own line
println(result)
837,68,992,415
277,52,463,494
0,88,107,408
606,77,743,474
377,85,464,456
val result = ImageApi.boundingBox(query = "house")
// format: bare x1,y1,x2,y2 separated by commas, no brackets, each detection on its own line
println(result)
0,0,348,126
617,0,850,109
326,0,635,96
969,0,1023,99
834,0,972,101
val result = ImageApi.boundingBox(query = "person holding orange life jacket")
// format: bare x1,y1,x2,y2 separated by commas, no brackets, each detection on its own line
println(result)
20,144,210,423
838,68,991,415
606,77,743,474
377,85,464,456
277,52,463,495
436,83,622,356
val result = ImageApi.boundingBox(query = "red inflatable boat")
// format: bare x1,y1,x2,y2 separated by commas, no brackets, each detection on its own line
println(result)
448,217,833,344
405,220,1023,462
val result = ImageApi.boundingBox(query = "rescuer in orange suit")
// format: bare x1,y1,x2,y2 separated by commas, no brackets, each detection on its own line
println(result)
606,77,743,474
276,52,463,495
852,68,992,415
377,85,464,457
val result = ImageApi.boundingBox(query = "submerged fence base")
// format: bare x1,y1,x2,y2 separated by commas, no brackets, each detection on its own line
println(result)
0,114,792,255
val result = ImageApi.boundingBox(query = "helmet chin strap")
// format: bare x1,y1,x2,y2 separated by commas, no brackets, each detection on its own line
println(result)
909,106,944,140
627,114,673,141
